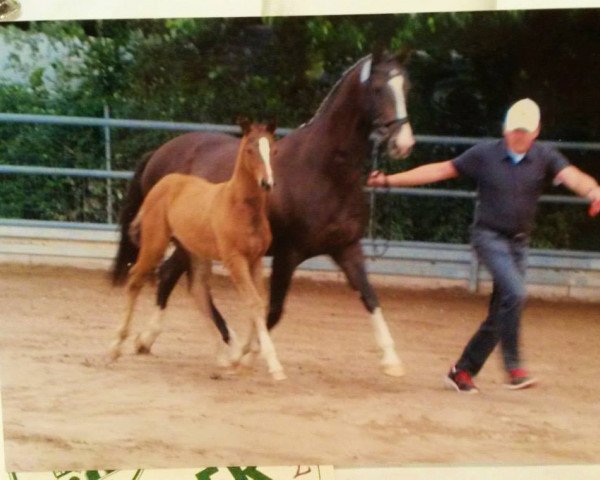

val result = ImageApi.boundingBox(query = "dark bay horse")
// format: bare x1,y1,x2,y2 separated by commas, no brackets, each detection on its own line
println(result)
109,121,285,379
112,52,415,377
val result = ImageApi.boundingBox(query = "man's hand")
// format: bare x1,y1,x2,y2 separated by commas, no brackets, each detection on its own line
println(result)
367,170,389,188
588,186,600,217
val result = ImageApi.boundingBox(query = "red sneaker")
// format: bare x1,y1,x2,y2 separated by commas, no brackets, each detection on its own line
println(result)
505,368,537,390
445,366,479,394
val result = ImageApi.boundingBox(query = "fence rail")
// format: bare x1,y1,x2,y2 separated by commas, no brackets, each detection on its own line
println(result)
1,112,598,296
1,222,599,300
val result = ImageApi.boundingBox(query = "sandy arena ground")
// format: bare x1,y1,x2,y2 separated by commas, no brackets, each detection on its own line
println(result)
1,263,599,471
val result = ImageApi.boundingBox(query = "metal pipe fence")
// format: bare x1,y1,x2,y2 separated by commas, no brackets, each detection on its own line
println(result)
0,112,594,228
1,112,598,293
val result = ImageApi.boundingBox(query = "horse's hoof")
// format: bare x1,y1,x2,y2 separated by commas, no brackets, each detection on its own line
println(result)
383,363,406,377
239,352,258,368
134,335,152,355
271,370,287,381
107,346,121,362
135,345,152,355
221,366,240,376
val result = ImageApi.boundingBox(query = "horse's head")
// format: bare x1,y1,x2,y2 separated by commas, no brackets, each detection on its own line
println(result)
361,50,415,159
238,117,277,192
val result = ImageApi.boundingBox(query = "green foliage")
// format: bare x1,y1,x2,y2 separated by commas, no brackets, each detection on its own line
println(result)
0,11,598,250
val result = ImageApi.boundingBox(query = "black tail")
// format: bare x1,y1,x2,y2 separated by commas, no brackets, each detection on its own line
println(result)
110,151,154,285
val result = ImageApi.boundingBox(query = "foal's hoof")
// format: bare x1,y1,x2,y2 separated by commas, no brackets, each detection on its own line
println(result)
383,363,406,377
239,351,258,368
271,370,287,381
134,335,152,355
107,344,122,362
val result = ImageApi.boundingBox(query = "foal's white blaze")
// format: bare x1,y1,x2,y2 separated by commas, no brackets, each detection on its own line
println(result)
371,307,405,376
258,136,274,187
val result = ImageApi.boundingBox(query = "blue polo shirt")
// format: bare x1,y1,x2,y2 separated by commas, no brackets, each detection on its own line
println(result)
452,140,570,236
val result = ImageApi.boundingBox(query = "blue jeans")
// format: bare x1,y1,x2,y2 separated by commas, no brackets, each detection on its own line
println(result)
456,227,528,375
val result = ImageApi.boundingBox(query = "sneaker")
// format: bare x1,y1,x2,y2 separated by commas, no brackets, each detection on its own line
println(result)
445,366,479,394
505,368,537,390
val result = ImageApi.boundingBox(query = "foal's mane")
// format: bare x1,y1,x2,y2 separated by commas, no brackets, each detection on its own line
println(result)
299,54,372,129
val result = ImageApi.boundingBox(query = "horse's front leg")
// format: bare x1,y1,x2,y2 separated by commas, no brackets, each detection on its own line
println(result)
226,254,286,381
331,242,405,377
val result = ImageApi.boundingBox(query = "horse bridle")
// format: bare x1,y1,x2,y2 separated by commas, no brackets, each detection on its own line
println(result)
369,70,410,133
366,70,409,258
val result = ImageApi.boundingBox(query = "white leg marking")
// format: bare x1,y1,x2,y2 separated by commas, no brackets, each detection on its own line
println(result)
239,323,260,368
134,307,165,354
256,320,286,381
371,307,405,377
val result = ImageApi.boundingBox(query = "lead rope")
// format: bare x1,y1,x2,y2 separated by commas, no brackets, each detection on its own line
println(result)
367,130,391,258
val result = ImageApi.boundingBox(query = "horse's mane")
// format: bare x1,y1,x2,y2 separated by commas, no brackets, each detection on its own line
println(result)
300,54,372,129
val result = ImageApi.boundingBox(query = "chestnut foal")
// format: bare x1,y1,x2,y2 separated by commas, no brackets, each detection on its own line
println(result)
109,120,285,380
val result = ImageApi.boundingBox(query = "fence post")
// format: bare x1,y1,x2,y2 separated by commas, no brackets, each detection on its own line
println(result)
468,197,479,292
103,103,113,223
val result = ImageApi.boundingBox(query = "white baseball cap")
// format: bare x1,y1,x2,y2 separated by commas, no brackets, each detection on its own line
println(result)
504,98,540,132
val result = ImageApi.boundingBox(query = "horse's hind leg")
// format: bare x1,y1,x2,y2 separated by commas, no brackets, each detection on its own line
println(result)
227,255,285,380
331,242,405,377
156,245,189,310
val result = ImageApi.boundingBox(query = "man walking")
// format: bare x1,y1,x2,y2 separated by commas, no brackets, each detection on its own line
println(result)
367,98,600,393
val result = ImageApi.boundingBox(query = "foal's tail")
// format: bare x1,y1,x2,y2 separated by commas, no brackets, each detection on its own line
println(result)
111,151,154,285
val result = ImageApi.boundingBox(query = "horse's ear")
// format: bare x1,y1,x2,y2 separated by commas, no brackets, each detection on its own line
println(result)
372,43,386,64
266,118,277,134
237,116,252,135
396,46,415,65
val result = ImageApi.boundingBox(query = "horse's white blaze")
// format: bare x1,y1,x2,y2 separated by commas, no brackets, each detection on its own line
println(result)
370,307,403,373
258,136,274,186
387,75,407,120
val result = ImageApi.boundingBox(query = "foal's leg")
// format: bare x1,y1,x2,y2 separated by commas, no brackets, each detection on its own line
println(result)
227,255,286,380
238,258,269,368
108,267,146,361
187,257,243,368
109,219,170,361
154,246,232,347
133,245,190,354
331,242,405,377
108,259,158,361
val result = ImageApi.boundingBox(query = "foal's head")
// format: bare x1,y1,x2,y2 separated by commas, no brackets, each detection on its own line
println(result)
238,118,277,192
362,50,415,159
